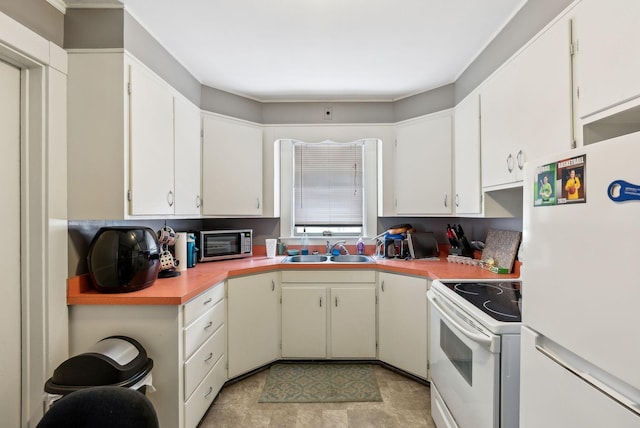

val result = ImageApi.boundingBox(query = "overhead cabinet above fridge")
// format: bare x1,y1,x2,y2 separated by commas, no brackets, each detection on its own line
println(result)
480,13,574,191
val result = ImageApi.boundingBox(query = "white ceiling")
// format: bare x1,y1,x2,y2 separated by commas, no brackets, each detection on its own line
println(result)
68,0,527,102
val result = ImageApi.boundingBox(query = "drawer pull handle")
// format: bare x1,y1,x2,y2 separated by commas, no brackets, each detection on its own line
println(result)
204,352,213,363
204,321,213,330
203,298,213,305
204,386,213,399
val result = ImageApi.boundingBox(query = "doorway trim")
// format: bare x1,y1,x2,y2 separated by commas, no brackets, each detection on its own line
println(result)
0,10,68,427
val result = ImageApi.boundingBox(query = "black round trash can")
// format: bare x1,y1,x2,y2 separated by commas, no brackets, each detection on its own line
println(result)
45,336,154,407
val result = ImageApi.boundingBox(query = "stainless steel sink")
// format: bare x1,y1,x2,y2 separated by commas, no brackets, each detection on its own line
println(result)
281,254,374,263
329,255,374,263
282,255,330,263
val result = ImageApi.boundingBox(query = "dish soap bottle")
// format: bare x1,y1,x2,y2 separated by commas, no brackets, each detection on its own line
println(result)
301,232,309,255
356,236,365,255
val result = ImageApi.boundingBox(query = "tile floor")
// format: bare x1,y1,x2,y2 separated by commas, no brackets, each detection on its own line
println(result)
198,364,436,427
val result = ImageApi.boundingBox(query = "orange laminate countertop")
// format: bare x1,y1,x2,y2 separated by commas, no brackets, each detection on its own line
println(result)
67,253,520,306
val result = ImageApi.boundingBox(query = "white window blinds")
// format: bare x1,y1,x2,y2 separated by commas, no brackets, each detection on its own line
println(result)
294,141,364,228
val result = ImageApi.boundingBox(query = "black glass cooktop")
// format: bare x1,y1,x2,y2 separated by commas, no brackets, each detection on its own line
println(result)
440,281,522,322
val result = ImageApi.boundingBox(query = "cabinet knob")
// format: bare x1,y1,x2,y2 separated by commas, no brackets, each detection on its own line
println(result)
256,197,261,209
444,194,448,207
381,280,385,292
455,194,460,207
335,296,339,307
167,190,174,207
196,195,201,208
204,321,213,330
204,352,213,363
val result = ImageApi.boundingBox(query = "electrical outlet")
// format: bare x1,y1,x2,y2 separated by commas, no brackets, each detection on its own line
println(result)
324,107,333,120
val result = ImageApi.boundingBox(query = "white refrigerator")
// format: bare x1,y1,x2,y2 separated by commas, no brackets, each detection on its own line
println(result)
520,131,640,427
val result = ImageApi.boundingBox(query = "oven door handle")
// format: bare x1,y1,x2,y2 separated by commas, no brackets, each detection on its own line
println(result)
428,291,499,352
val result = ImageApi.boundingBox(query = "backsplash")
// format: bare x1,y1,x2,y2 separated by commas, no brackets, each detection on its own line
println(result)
68,216,521,277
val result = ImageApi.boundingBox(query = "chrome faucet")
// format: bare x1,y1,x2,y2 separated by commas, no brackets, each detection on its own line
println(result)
326,240,349,255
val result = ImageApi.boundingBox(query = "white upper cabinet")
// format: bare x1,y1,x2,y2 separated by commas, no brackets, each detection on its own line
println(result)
481,17,573,190
201,113,263,216
573,0,640,120
173,96,202,216
453,92,481,215
129,63,175,215
394,111,453,215
67,52,202,219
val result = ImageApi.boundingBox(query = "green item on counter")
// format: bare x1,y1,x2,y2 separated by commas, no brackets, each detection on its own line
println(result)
489,266,510,274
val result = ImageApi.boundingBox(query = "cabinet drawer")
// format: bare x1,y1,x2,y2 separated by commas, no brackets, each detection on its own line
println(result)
184,354,226,428
184,323,226,400
184,282,224,326
184,299,225,359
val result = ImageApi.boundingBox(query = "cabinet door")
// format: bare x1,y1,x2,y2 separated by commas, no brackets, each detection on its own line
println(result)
453,93,481,214
378,273,428,379
281,287,326,358
394,113,452,215
481,18,573,189
227,273,280,378
574,0,640,119
129,62,175,215
173,96,201,216
201,114,263,216
330,287,376,358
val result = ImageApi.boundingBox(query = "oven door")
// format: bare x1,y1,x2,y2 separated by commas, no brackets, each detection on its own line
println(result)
428,288,501,428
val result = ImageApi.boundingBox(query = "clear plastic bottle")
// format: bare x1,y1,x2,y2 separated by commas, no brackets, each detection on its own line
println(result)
356,236,365,255
301,232,309,255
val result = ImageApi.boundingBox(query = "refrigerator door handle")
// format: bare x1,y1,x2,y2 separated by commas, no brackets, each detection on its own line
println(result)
535,343,640,417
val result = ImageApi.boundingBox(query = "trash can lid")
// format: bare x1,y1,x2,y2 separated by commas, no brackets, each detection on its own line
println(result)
44,336,153,395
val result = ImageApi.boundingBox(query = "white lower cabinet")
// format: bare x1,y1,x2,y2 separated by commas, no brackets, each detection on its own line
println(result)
330,287,377,358
227,272,280,378
68,282,226,428
280,271,377,359
378,272,429,379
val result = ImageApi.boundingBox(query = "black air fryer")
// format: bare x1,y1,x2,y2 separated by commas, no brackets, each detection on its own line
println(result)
87,227,161,293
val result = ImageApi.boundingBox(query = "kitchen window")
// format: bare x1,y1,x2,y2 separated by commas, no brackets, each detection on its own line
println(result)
278,138,378,240
294,141,363,236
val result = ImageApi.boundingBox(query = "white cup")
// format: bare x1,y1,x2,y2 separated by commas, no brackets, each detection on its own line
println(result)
266,239,277,258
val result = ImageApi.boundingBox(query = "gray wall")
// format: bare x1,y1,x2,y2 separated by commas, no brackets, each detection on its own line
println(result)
2,1,574,120
64,8,123,49
455,0,574,103
0,0,63,46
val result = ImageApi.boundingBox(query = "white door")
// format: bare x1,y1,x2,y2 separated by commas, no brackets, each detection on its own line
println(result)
201,114,263,216
330,287,376,358
0,59,21,427
378,273,428,378
173,96,201,215
227,273,280,377
520,327,640,428
395,113,453,215
281,287,326,358
453,93,481,214
129,62,175,215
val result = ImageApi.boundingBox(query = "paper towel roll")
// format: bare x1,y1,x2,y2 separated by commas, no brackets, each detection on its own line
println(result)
174,232,188,271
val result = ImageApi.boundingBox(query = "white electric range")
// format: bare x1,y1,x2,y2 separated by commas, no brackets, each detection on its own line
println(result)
427,279,522,428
